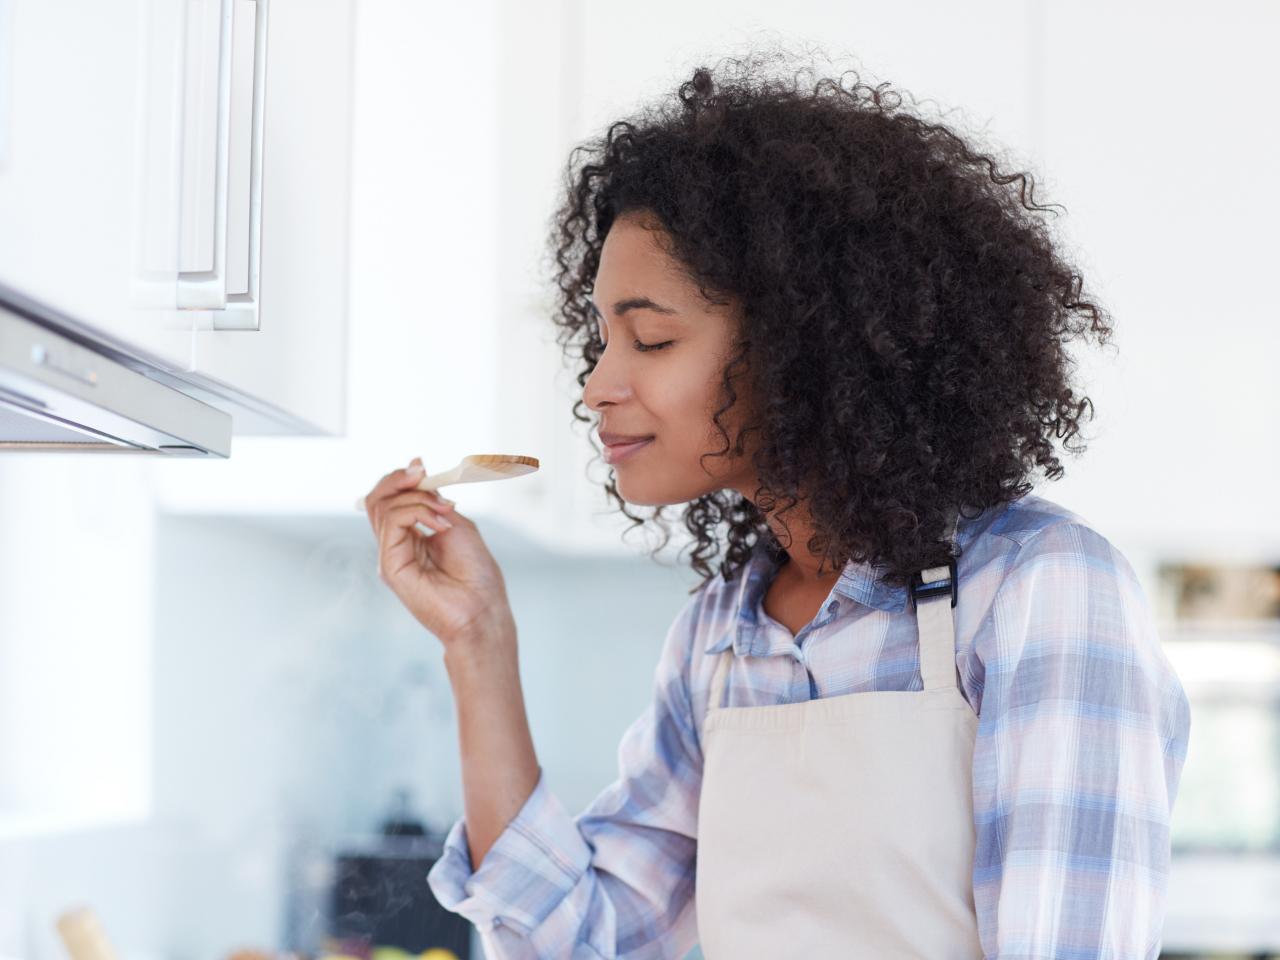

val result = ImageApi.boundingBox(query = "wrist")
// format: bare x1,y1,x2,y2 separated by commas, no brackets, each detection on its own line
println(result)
443,612,517,676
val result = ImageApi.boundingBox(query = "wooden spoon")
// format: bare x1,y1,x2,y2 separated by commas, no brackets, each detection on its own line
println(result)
354,453,539,510
55,907,119,960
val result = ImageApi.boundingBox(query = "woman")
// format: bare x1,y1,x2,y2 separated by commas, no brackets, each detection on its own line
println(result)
363,52,1191,959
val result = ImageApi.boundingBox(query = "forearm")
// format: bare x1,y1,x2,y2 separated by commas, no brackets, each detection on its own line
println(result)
442,612,541,871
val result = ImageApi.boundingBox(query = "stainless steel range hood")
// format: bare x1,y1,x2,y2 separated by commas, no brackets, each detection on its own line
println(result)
0,287,232,457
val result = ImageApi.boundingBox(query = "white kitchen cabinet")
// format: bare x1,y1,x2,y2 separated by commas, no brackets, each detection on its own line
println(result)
0,0,353,438
147,0,505,514
0,0,194,373
187,0,354,437
1034,0,1280,545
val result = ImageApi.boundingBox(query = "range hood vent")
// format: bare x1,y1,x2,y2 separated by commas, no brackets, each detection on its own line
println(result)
0,290,231,457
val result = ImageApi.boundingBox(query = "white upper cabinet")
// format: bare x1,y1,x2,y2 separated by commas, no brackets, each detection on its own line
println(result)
0,0,193,373
187,0,354,437
0,0,353,437
1035,0,1280,543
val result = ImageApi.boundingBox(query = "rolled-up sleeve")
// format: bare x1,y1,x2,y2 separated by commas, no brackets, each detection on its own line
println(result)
971,520,1193,959
426,588,708,958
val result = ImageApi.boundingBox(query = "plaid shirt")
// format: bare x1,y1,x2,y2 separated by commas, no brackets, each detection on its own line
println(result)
427,493,1192,959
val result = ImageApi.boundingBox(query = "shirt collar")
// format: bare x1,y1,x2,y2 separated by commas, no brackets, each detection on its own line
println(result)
704,506,983,657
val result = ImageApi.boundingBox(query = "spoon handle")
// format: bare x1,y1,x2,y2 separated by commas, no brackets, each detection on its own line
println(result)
353,462,463,511
414,465,463,491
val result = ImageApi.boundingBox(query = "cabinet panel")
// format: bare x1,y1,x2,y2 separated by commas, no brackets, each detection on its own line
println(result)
175,0,265,319
575,0,1036,155
189,0,354,436
0,0,194,373
1037,0,1280,538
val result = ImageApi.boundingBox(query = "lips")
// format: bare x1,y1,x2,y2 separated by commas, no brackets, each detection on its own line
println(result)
599,431,655,446
601,435,654,464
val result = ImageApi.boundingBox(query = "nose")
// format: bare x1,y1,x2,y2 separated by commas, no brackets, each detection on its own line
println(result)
583,341,633,412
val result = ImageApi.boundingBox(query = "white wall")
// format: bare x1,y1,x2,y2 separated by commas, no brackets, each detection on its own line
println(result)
0,454,153,829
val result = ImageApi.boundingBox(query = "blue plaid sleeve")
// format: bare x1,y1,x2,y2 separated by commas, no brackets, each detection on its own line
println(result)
426,589,707,959
971,520,1193,959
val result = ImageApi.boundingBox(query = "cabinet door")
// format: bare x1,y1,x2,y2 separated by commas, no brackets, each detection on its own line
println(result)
0,0,194,373
187,0,354,437
1036,0,1280,540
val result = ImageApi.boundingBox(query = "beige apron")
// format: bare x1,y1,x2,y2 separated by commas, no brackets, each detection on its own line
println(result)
694,513,984,958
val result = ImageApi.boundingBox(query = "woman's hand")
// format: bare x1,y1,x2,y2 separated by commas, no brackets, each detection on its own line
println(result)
362,457,514,648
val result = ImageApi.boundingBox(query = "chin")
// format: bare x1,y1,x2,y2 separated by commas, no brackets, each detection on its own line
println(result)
613,474,707,509
613,485,670,508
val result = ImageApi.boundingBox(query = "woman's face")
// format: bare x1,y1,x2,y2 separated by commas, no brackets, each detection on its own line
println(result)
584,210,756,506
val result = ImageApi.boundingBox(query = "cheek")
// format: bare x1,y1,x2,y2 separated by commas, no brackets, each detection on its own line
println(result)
635,350,740,445
660,372,720,434
665,378,739,458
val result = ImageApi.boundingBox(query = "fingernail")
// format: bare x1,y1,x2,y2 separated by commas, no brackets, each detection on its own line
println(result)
438,517,453,529
407,464,424,477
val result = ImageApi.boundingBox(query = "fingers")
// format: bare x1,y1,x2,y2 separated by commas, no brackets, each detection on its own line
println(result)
363,461,457,536
364,462,429,514
382,489,456,518
378,501,453,583
389,500,454,533
376,492,453,549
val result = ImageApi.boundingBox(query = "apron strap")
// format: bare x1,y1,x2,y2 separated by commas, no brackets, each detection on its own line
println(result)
703,647,733,743
916,506,962,692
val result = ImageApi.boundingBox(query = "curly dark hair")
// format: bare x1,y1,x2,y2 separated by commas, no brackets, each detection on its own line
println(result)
546,48,1115,596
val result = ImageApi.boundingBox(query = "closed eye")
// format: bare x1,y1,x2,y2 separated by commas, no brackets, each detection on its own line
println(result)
634,339,674,352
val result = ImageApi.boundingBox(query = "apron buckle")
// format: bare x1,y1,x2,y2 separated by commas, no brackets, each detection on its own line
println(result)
909,557,958,610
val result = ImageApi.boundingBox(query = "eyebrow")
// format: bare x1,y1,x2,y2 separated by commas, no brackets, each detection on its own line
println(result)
587,296,679,319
